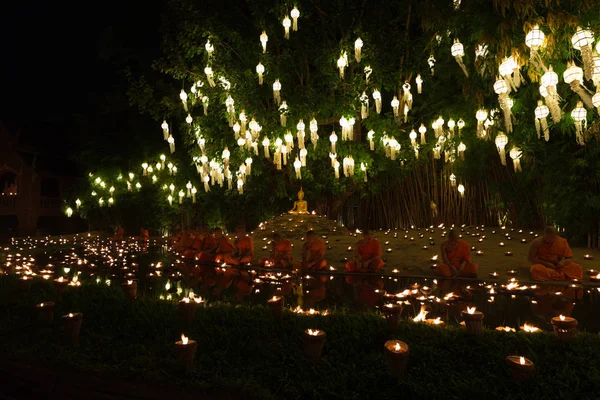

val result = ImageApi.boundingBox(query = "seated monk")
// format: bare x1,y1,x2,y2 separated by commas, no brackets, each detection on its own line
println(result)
436,230,478,278
195,228,218,263
529,226,582,281
113,224,124,242
346,229,384,272
212,228,236,264
223,226,255,265
294,230,327,271
260,233,293,268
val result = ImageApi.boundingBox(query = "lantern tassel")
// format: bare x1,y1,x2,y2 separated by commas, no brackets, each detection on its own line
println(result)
454,55,469,77
570,81,594,109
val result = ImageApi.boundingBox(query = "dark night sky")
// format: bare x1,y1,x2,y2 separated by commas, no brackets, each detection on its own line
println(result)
0,0,163,167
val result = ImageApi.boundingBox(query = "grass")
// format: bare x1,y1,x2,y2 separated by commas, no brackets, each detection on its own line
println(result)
1,275,599,400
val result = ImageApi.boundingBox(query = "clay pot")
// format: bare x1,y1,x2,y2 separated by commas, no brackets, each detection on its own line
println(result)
461,310,484,337
384,340,410,379
303,329,326,362
505,356,534,382
174,339,198,370
62,312,83,346
36,302,55,323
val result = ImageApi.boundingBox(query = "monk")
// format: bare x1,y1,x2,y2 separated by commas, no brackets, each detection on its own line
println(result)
113,224,124,242
345,229,384,272
260,233,293,268
223,226,254,265
436,230,478,278
294,230,327,271
139,228,149,244
529,226,582,281
212,228,236,264
195,228,218,263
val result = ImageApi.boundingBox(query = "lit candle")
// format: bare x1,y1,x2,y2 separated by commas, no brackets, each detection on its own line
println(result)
499,242,505,247
505,356,534,382
520,323,541,333
551,315,578,341
268,296,284,319
504,251,513,256
174,333,198,370
303,329,327,362
584,254,594,260
476,250,484,256
61,312,83,346
36,301,55,323
384,340,410,378
489,272,499,278
461,307,484,336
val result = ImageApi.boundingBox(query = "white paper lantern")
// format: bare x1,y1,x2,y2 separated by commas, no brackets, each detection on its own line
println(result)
494,132,509,165
509,147,522,172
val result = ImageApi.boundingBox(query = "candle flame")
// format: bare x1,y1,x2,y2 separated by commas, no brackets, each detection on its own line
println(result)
127,280,133,285
40,303,44,307
394,342,401,351
559,315,565,321
182,297,190,303
68,313,74,318
193,296,203,303
181,334,189,345
519,356,525,365
431,255,438,261
413,305,429,322
272,296,278,301
467,306,476,314
522,323,540,333
307,329,320,336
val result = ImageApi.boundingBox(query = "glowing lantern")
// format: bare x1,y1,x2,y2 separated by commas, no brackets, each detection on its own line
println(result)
180,89,188,112
337,52,348,79
262,137,270,158
361,162,367,182
494,78,512,133
65,207,73,218
297,120,306,149
284,131,294,152
281,145,288,165
167,195,173,206
260,31,268,53
388,96,399,121
293,158,302,179
364,65,372,83
273,79,281,105
204,66,215,87
75,199,81,209
333,160,340,179
201,95,209,115
168,135,175,153
256,63,265,85
160,154,166,168
279,101,288,127
499,56,521,91
191,187,197,203
409,129,417,147
310,118,319,149
457,142,466,160
186,113,193,124
373,89,382,114
525,25,545,70
571,101,587,145
402,82,412,122
475,109,488,138
534,100,550,141
290,7,300,31
449,173,456,187
360,92,369,119
161,120,169,140
418,124,427,145
415,74,423,94
428,54,436,75
447,118,455,138
593,91,600,112
563,62,594,108
205,39,214,56
329,131,338,153
141,162,148,176
541,66,561,123
509,147,522,172
222,147,230,169
367,130,375,150
451,39,468,77
245,157,253,175
457,184,465,198
354,37,363,62
572,27,595,80
283,16,291,39
237,177,244,195
495,132,509,165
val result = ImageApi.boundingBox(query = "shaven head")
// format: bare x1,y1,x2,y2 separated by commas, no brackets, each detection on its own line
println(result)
272,232,282,241
447,229,458,243
236,225,246,236
305,230,316,244
362,229,372,240
213,227,223,238
543,226,557,243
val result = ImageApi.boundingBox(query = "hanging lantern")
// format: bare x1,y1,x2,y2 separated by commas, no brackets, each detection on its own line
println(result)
525,25,545,70
180,89,188,112
433,144,441,160
494,78,512,133
237,137,245,147
329,152,337,167
284,131,294,152
563,62,594,108
297,119,306,148
428,54,436,75
361,163,367,182
360,92,369,119
168,135,175,153
457,184,465,198
161,120,169,140
310,118,319,150
274,102,287,128
475,109,488,138
300,148,307,166
373,89,382,114
409,129,417,147
534,100,550,141
391,96,400,120
367,130,375,150
571,101,587,145
457,119,465,136
201,95,209,115
203,67,215,87
245,157,253,175
291,7,300,31
169,183,175,195
333,160,340,179
593,53,600,87
262,137,270,158
260,31,268,53
191,186,198,202
329,131,338,153
415,74,423,94
184,112,192,124
141,162,148,176
540,65,561,123
222,147,230,170
447,118,455,138
237,177,244,195
494,132,509,165
282,16,291,39
457,142,466,160
451,39,469,77
418,124,427,145
389,137,399,160
186,181,192,197
593,90,600,113
205,39,214,57
337,52,348,79
293,158,302,179
402,82,412,122
572,27,595,81
435,116,444,138
256,63,265,85
281,145,288,165
273,79,281,105
225,96,235,126
232,122,241,139
499,56,522,92
449,174,456,187
167,195,173,206
364,65,372,83
342,156,350,177
354,38,363,63
509,147,522,172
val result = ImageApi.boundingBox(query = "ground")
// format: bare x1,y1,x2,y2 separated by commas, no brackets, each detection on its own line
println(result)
251,214,599,280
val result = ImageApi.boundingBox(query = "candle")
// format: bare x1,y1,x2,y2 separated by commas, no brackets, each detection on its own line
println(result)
520,323,541,333
53,277,70,302
422,245,428,250
303,329,327,362
382,303,403,330
551,315,578,341
461,307,484,336
495,326,515,332
584,254,593,260
179,297,203,323
121,280,137,301
61,312,83,346
384,340,410,378
268,296,284,320
520,238,527,244
504,251,513,256
505,356,534,382
36,301,55,323
499,242,505,247
590,274,600,282
174,334,198,370
476,250,484,256
18,276,33,292
489,272,499,278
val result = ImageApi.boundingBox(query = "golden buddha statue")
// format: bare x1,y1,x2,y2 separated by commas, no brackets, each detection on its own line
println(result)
289,187,309,215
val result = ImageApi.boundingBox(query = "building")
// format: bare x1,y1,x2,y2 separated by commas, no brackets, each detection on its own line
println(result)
0,123,84,239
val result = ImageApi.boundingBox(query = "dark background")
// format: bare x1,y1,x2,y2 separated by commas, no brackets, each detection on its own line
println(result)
0,0,164,173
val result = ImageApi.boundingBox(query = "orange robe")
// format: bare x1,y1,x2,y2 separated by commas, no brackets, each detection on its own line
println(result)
346,238,384,272
270,239,293,268
530,236,582,281
436,240,478,277
294,239,327,271
183,235,204,259
213,236,236,263
223,236,255,265
195,236,217,263
113,227,124,241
